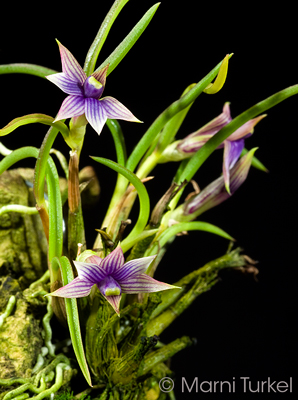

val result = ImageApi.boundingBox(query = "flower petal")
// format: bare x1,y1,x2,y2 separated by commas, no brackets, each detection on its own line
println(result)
92,64,109,87
46,72,83,96
228,114,266,141
100,246,125,275
223,139,244,193
57,41,86,85
73,261,107,283
101,293,122,315
85,98,107,135
54,95,85,121
100,97,141,122
184,148,258,217
113,256,156,282
120,274,177,294
48,277,94,298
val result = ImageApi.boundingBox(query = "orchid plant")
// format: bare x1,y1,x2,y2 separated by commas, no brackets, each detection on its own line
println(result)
0,1,297,399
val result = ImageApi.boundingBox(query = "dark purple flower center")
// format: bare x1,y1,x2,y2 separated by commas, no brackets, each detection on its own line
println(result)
97,275,121,296
83,76,104,99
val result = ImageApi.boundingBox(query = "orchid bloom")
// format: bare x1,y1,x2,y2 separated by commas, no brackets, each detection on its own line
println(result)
46,41,140,135
169,148,257,223
184,147,258,218
48,246,177,315
160,103,266,193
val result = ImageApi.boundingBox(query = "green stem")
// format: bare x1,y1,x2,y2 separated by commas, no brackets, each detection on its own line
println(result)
0,64,57,78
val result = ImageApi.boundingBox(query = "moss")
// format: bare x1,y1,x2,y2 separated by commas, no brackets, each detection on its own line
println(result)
0,295,43,379
0,170,48,286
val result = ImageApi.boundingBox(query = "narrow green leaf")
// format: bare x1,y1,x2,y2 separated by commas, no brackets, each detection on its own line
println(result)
0,114,69,139
91,156,150,253
0,63,57,78
106,119,127,166
83,0,129,76
34,126,60,209
147,221,233,256
126,54,233,173
46,155,63,264
52,257,92,387
96,3,160,76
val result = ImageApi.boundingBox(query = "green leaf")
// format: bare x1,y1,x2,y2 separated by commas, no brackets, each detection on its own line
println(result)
106,119,127,166
126,54,233,173
96,3,160,76
83,0,129,76
91,156,150,253
147,221,233,256
0,114,69,139
51,257,92,387
0,63,57,78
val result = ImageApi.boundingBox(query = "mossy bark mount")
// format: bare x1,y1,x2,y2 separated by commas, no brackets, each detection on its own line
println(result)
0,169,48,287
0,169,47,381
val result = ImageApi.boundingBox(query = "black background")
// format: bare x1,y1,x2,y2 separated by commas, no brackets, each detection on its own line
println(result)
1,1,297,398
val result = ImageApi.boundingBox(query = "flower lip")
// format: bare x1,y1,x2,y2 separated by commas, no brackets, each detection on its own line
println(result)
83,76,104,99
97,275,121,296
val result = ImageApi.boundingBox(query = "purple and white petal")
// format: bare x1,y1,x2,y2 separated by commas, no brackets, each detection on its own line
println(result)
48,277,94,298
113,256,156,282
46,72,83,96
73,261,107,283
92,64,109,87
85,98,107,135
229,148,257,193
100,246,124,276
54,95,85,121
223,139,244,193
57,41,86,85
228,114,266,141
120,274,178,294
101,294,122,315
85,255,102,265
100,97,141,122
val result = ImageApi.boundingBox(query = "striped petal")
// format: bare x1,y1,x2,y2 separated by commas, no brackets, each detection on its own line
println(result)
73,261,107,283
46,72,83,96
184,148,257,217
100,246,124,275
120,274,177,294
223,139,244,193
54,95,85,121
101,293,122,315
113,256,156,282
92,64,109,87
57,41,86,85
49,277,94,298
100,97,141,122
85,98,107,135
228,114,266,141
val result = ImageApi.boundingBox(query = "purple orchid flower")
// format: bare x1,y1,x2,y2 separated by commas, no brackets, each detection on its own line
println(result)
168,148,257,224
160,103,266,193
184,147,258,218
46,41,140,135
49,246,177,315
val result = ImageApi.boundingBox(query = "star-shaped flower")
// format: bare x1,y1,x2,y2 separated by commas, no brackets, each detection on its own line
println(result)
46,41,140,135
49,246,177,315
